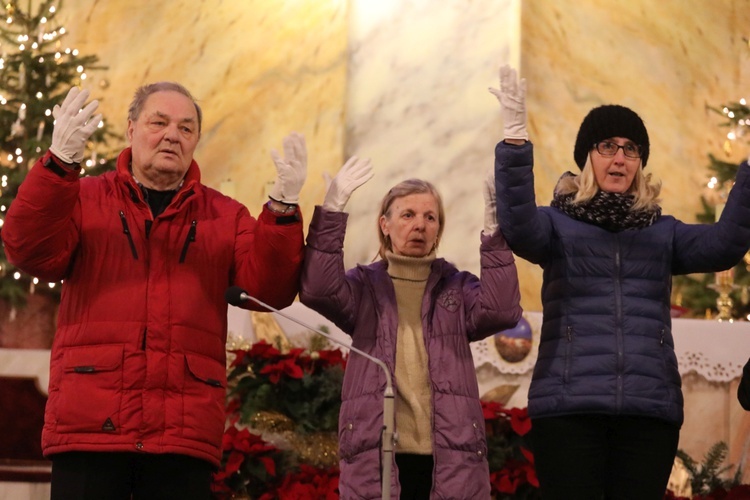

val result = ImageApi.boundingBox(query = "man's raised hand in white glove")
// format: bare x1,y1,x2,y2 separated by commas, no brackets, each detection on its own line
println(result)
50,87,102,164
488,65,528,141
269,132,307,205
483,168,498,236
322,156,373,212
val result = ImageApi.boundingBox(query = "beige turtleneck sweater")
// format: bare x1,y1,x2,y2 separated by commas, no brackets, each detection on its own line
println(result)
386,250,436,455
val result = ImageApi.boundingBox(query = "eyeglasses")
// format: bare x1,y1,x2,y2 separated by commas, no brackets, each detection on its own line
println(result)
594,141,642,159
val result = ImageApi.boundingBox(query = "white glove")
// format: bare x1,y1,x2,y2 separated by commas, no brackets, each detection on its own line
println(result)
322,156,373,212
483,168,498,235
50,87,102,164
488,65,528,141
269,132,307,204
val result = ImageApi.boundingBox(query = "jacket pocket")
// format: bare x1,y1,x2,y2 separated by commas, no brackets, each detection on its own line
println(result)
563,325,573,385
55,344,124,433
338,419,355,461
471,419,488,460
181,352,226,446
179,220,197,263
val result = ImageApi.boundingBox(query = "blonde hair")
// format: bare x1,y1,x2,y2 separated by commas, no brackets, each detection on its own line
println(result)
376,179,445,260
555,154,661,211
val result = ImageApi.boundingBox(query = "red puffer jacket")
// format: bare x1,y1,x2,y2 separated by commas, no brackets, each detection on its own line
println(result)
1,148,304,466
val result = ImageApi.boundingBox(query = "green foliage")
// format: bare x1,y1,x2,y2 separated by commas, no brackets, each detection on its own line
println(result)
227,342,345,435
676,441,744,496
0,0,120,304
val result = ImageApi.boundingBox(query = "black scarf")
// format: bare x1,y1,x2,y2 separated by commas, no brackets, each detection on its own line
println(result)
550,178,661,232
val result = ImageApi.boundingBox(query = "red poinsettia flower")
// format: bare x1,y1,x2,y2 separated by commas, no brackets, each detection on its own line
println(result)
276,465,339,500
315,349,347,369
230,341,283,367
225,398,241,416
508,407,531,436
481,400,504,420
224,450,246,475
260,358,304,383
491,458,538,494
519,448,538,487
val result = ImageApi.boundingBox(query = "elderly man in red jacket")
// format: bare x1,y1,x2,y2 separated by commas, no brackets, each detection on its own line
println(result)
2,84,306,499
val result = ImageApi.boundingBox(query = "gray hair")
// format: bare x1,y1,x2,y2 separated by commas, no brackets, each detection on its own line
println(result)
377,178,445,260
127,82,202,132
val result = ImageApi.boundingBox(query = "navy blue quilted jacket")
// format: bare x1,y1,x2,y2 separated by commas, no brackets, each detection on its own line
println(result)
495,141,750,426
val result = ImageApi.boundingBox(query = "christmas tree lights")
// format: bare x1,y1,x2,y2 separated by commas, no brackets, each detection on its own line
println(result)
0,0,119,304
672,39,750,319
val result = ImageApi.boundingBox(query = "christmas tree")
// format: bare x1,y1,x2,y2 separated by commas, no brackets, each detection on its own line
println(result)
0,0,119,304
672,39,750,319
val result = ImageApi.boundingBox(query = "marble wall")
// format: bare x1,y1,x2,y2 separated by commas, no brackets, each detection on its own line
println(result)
343,0,521,267
60,0,348,222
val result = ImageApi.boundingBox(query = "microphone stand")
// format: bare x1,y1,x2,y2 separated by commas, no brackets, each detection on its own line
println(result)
234,294,395,500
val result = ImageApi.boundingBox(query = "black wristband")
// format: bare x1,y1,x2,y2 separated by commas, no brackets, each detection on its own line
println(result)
43,155,76,178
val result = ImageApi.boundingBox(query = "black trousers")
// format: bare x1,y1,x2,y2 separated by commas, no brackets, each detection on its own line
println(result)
530,414,680,500
396,453,434,500
50,451,213,500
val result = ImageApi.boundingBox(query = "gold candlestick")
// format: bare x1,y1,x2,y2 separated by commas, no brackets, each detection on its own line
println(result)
708,269,737,322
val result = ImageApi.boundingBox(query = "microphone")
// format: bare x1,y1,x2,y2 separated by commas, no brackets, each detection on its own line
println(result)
225,285,253,307
225,286,395,500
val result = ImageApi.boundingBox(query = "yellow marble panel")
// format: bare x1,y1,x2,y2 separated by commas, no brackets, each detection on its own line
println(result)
58,0,347,224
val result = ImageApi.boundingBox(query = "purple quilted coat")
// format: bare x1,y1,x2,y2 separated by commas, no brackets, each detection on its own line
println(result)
300,207,522,499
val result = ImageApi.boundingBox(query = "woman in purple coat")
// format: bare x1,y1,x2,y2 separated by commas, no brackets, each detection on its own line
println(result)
300,157,522,499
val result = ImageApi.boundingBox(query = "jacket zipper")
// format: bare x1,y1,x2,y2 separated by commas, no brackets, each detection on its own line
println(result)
614,237,624,412
179,220,197,263
119,211,138,259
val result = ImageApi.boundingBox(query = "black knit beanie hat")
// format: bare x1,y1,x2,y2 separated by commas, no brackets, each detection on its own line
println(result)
573,104,650,169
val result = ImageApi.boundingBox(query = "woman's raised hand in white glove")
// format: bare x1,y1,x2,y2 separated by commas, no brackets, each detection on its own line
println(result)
322,156,373,212
488,65,528,141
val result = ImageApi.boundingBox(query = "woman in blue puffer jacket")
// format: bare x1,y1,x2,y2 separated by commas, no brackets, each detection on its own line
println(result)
490,65,750,500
